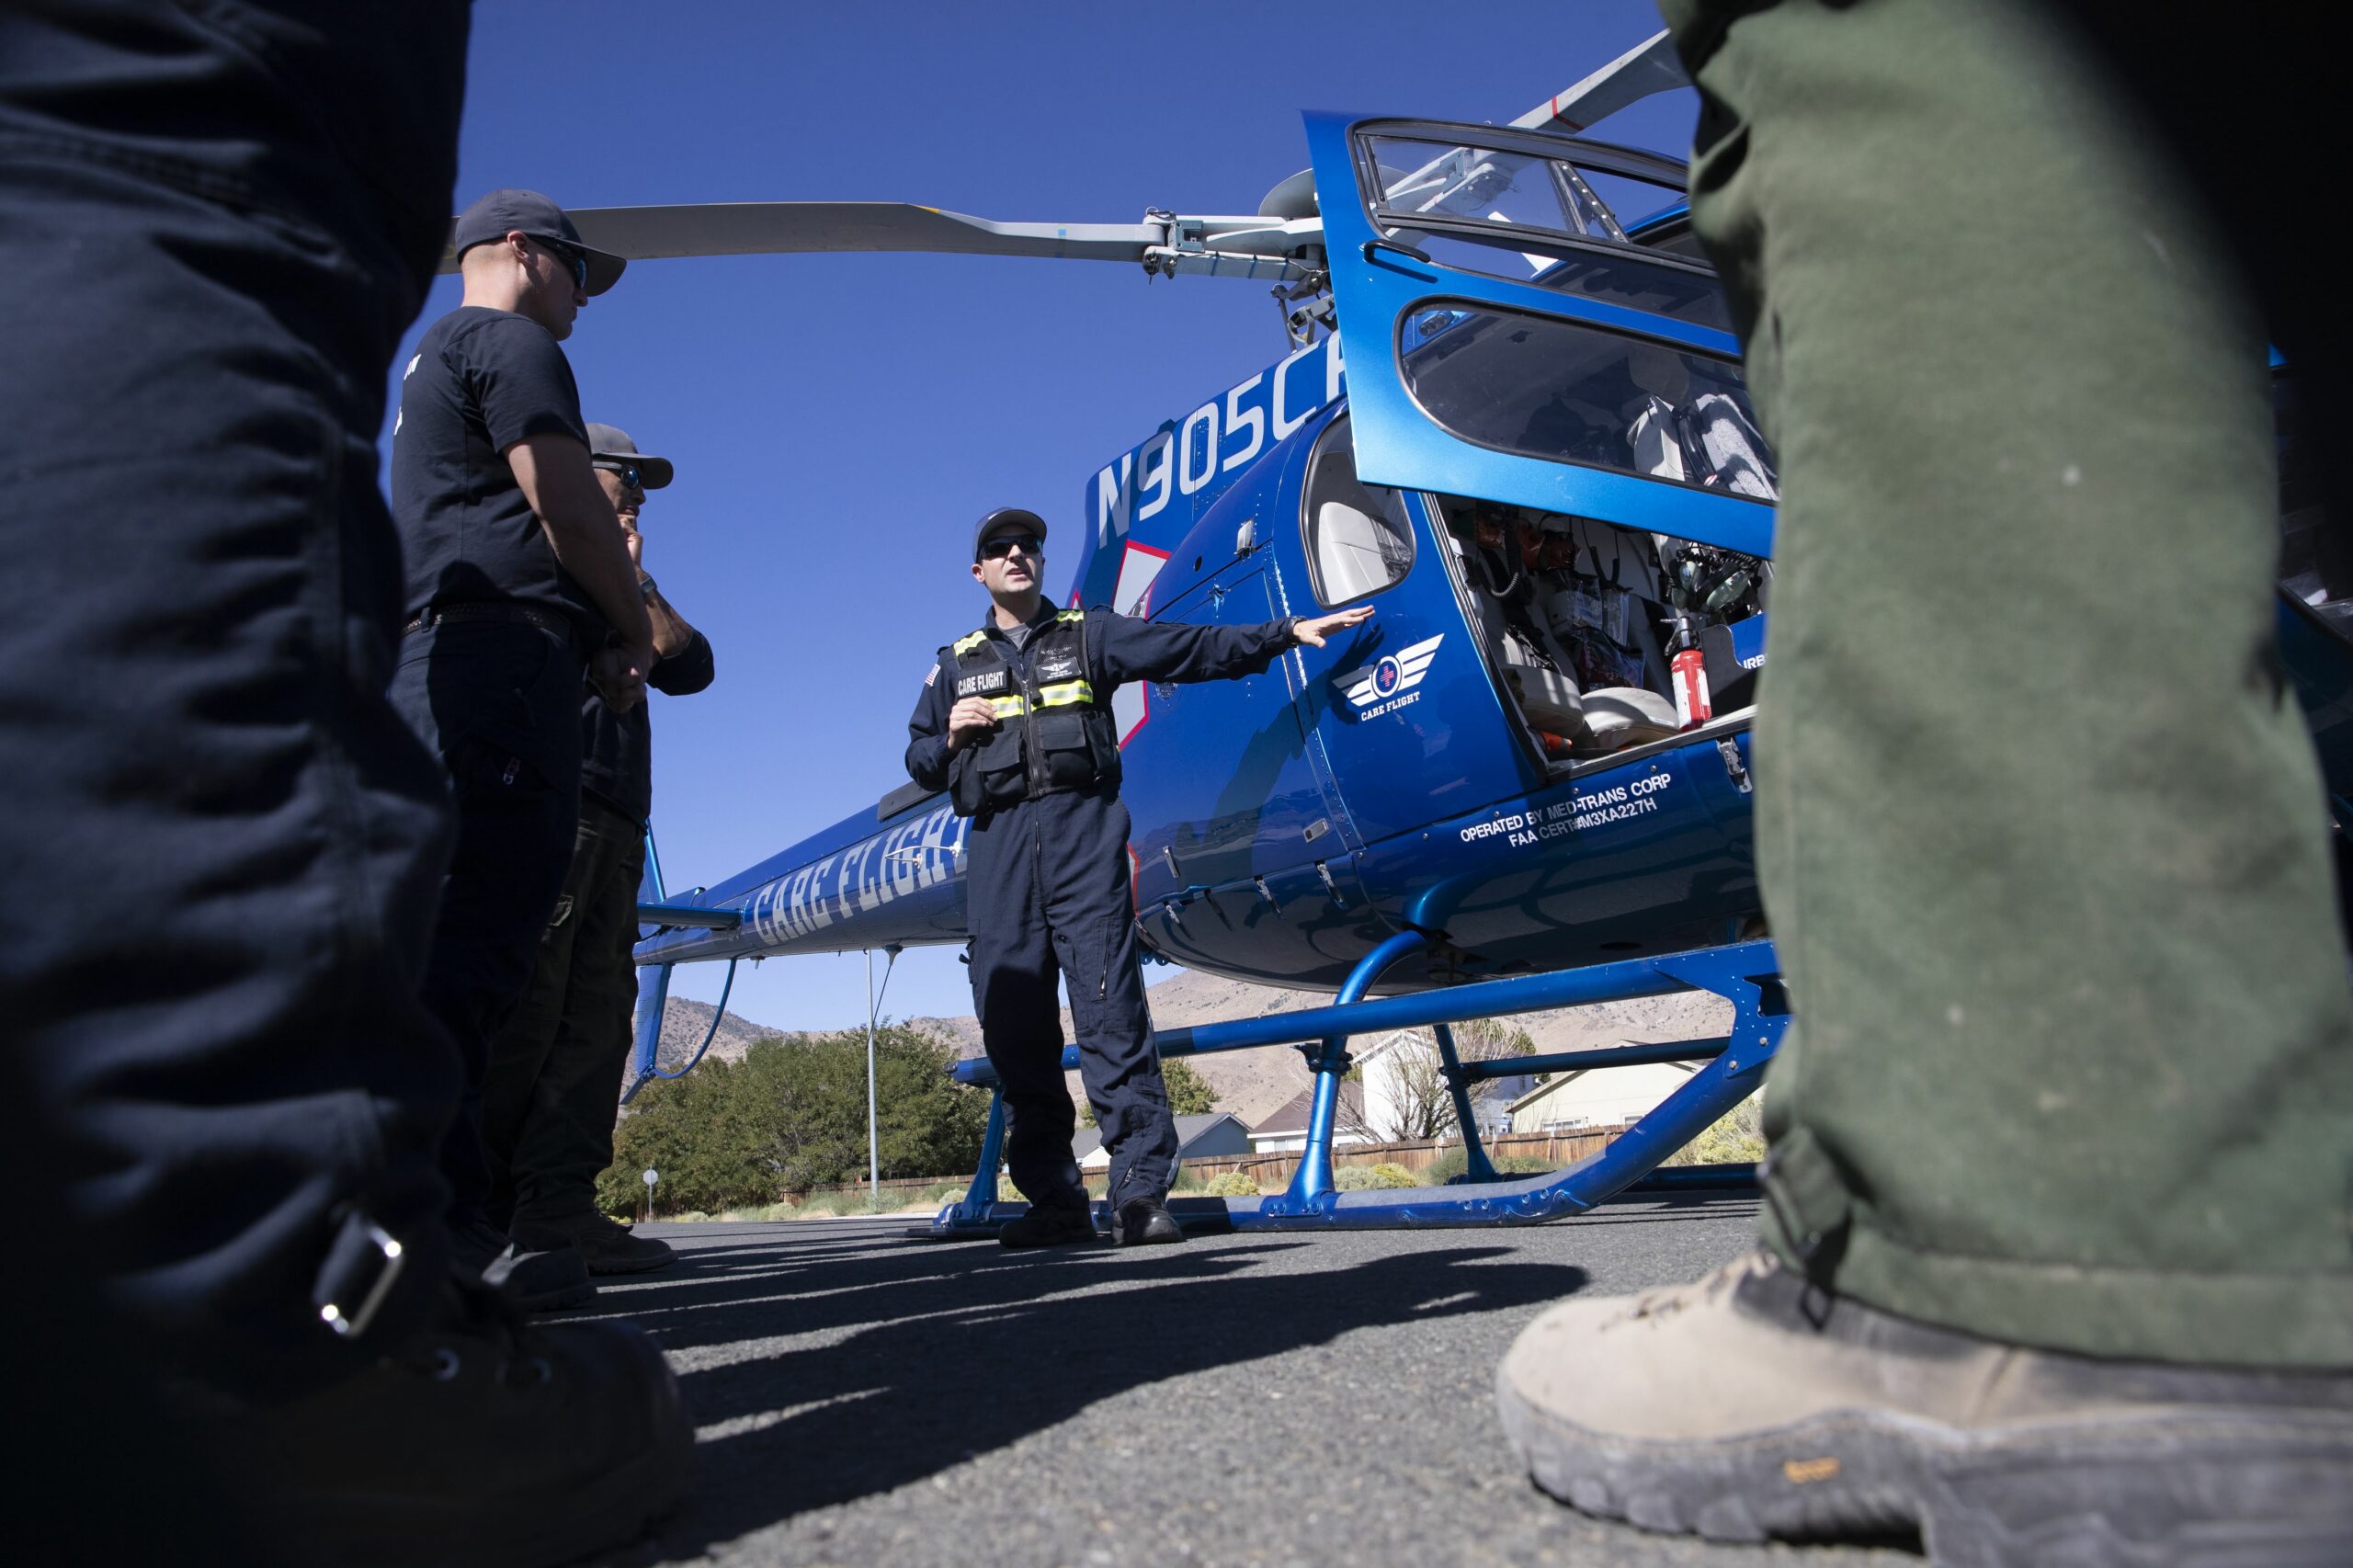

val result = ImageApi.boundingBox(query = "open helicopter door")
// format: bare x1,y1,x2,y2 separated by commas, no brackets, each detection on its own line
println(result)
1301,112,1774,562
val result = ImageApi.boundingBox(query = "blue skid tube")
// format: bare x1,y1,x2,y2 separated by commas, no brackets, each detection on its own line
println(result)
930,937,1783,1236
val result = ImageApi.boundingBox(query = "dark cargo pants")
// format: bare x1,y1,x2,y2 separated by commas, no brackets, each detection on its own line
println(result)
389,620,586,1231
484,795,647,1227
0,11,467,1395
967,789,1177,1211
1658,0,2353,1365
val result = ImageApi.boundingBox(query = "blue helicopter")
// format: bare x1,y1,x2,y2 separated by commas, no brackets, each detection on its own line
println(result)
590,32,2353,1234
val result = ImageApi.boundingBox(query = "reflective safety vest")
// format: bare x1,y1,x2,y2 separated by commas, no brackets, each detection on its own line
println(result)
946,608,1123,817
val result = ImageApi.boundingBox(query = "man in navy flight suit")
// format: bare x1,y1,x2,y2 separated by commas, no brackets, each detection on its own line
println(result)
905,507,1370,1247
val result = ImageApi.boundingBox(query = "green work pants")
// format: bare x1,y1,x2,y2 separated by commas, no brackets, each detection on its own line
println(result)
1656,0,2353,1366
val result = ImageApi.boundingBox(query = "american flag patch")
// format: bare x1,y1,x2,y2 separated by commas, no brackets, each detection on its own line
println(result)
923,664,938,687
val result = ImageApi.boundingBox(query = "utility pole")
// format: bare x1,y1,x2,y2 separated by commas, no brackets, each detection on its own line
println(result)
865,947,881,1204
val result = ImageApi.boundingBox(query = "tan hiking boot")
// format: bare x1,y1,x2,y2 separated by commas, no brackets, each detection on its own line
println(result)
1495,1250,2353,1565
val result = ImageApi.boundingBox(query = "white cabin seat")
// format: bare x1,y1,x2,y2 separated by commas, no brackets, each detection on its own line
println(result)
1315,502,1393,603
1575,687,1680,752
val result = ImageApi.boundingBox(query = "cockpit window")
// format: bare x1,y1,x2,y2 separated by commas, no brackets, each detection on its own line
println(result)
1302,415,1416,608
1399,303,1779,503
1358,128,1728,329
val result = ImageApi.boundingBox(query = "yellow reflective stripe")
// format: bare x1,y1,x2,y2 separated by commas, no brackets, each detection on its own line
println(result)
1055,608,1085,623
952,631,988,655
1036,680,1095,708
988,695,1029,719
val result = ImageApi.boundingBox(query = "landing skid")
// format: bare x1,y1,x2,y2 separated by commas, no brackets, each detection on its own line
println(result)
926,936,1784,1238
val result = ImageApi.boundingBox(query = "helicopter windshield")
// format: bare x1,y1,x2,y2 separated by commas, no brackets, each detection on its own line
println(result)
1360,131,1728,330
1399,304,1778,503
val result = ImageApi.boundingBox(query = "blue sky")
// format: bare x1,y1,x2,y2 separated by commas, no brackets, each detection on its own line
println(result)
390,0,1698,1032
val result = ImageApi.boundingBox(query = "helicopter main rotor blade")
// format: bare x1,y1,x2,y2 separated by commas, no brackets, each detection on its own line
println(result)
1513,28,1689,134
437,201,1315,280
436,201,1159,271
567,202,1161,264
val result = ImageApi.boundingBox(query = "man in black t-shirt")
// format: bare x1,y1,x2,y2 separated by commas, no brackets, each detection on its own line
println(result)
390,188,657,1309
487,424,714,1276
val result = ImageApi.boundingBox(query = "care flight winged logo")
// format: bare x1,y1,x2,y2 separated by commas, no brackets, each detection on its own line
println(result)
1336,633,1445,710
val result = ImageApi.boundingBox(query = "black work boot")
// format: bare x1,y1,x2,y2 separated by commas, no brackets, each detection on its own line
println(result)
996,1202,1097,1249
1109,1197,1185,1246
452,1217,593,1312
511,1210,677,1277
1495,1250,2353,1565
213,1278,691,1568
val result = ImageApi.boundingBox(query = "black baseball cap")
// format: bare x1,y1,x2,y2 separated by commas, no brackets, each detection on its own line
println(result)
973,506,1047,560
585,423,674,490
450,188,626,295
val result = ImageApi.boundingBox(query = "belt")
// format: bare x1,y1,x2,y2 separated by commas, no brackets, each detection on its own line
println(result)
402,601,585,649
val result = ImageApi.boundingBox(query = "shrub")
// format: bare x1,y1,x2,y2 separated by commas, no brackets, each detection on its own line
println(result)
1333,1161,1418,1190
920,1180,967,1204
1200,1170,1262,1198
597,1024,990,1213
1663,1095,1767,1166
672,1210,710,1223
793,1202,837,1221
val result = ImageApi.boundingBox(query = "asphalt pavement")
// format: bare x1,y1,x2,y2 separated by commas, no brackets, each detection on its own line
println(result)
584,1199,1918,1567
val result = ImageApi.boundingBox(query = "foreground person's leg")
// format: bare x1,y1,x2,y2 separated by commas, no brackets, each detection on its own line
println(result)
1498,0,2353,1556
0,6,688,1562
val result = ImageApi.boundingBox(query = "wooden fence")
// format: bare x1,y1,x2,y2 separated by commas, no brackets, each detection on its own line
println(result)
1167,1127,1625,1190
750,1126,1633,1212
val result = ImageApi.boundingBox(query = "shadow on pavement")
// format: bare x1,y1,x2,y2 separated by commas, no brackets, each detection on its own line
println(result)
597,1223,1586,1559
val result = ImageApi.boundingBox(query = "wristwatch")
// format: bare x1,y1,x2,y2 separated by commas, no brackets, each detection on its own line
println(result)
637,574,658,603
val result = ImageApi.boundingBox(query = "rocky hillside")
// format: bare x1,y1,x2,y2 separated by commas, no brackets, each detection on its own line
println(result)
655,995,790,1065
659,966,1732,1133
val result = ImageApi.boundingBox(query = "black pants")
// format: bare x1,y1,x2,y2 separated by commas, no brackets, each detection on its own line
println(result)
0,6,466,1399
389,620,587,1231
484,794,647,1227
967,790,1176,1210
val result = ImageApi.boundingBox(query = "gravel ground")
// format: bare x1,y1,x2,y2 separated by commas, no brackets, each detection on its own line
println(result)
578,1199,1916,1568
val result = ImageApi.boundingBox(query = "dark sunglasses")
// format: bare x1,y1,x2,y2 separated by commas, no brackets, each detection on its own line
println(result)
535,235,589,290
978,534,1043,560
592,460,643,491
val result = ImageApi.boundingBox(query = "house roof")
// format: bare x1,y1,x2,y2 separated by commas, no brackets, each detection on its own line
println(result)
1072,1111,1250,1162
1506,1058,1696,1114
1250,1082,1364,1138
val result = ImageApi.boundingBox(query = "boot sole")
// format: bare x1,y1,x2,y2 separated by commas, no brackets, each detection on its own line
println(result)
284,1331,694,1568
1495,1370,2353,1566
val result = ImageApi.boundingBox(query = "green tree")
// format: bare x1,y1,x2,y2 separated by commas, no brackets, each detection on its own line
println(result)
1162,1056,1216,1115
1078,1053,1217,1126
597,1056,776,1216
733,1022,990,1192
597,1024,992,1214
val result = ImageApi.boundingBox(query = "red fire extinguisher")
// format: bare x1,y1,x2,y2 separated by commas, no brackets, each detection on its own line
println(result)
1671,633,1711,730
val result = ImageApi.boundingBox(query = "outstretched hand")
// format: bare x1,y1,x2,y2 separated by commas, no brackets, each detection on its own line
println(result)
1291,604,1376,648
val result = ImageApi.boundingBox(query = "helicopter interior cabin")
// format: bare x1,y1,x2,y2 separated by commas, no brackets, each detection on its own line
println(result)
1302,372,1774,779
